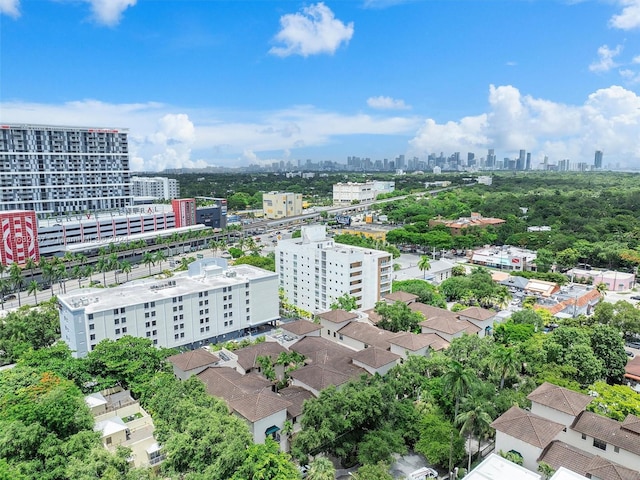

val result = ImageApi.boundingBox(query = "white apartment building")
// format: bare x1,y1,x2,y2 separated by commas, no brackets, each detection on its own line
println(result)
0,124,132,214
332,182,376,205
131,176,180,200
262,192,302,219
276,225,392,313
59,259,279,358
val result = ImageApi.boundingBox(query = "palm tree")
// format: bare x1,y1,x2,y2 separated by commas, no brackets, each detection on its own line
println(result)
490,345,520,389
41,259,55,297
142,251,155,275
0,262,6,280
442,360,475,477
108,253,120,282
456,402,493,472
71,265,83,288
0,278,9,310
55,262,67,294
24,257,37,281
83,265,94,284
120,260,132,282
538,462,556,480
9,263,24,307
418,255,431,279
27,280,40,305
307,456,335,480
96,256,109,286
595,282,608,296
154,250,167,271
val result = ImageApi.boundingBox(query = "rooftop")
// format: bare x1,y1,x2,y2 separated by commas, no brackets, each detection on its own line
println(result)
491,406,565,448
571,410,640,456
234,341,287,372
383,291,419,304
316,309,359,324
337,321,398,350
167,349,220,372
352,347,401,369
280,320,322,336
527,382,593,416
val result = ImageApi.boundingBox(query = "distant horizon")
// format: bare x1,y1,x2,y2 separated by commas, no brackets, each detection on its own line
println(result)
2,1,640,171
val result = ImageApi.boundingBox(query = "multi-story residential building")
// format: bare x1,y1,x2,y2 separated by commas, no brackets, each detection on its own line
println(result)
58,259,279,357
332,182,376,205
131,176,179,200
276,225,392,312
196,199,227,230
262,192,302,219
0,124,132,214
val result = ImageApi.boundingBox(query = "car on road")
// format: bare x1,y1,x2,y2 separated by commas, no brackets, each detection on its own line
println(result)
626,350,635,358
630,295,640,301
1,294,16,302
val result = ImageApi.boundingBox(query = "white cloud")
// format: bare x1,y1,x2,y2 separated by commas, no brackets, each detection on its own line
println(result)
633,55,640,64
609,0,640,30
619,68,640,83
83,0,137,26
409,84,640,167
367,96,411,110
589,44,623,72
269,2,354,57
0,0,20,18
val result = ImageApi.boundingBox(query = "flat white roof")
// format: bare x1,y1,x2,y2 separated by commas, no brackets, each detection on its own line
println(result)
465,454,541,480
58,261,276,313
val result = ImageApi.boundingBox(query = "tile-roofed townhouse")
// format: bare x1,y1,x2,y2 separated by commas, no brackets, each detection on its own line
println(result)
276,385,315,451
288,336,367,396
410,302,480,342
167,349,220,380
351,347,401,376
457,306,497,337
388,331,450,359
539,441,640,480
566,411,640,472
491,405,567,472
336,321,398,351
280,319,322,341
232,341,287,376
528,382,593,426
623,355,640,391
197,366,291,446
361,307,383,326
383,291,419,305
316,309,359,342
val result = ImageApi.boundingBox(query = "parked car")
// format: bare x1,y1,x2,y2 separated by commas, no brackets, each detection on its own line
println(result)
1,294,16,302
626,350,635,358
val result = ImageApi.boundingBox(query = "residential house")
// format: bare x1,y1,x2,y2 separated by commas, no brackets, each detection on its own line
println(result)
624,355,640,392
420,259,457,284
457,306,497,337
196,367,291,446
388,331,450,359
280,320,322,341
335,321,398,351
231,341,287,376
351,347,401,376
383,291,419,305
410,303,481,342
167,349,220,380
527,382,593,426
88,388,164,468
317,309,359,341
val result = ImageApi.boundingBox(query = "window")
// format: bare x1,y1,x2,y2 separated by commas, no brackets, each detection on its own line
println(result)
174,334,179,340
246,299,250,305
173,315,178,321
614,446,620,453
229,320,233,326
115,328,120,334
88,313,94,320
173,306,178,312
228,294,232,300
153,339,158,345
144,302,149,308
200,310,204,315
581,433,586,440
593,438,607,450
121,318,126,324
115,318,121,324
200,327,205,333
180,332,184,338
151,311,156,317
224,321,228,327
146,332,151,337
120,307,125,313
246,307,250,313
180,323,184,329
152,320,156,326
179,305,183,311
89,324,95,330
90,334,96,340
122,327,127,333
113,309,119,315
179,314,184,320
145,312,150,318
174,325,179,331
145,322,150,328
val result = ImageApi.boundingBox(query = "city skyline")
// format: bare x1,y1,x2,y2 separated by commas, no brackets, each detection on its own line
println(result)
1,0,640,171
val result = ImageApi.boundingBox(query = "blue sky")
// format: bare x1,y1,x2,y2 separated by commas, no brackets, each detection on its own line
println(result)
1,0,640,171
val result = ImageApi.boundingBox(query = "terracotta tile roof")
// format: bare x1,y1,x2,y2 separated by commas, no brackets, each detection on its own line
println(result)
278,386,315,419
234,341,287,371
621,414,640,434
389,331,449,351
458,306,496,321
418,316,481,335
167,349,219,372
624,355,640,380
384,291,419,303
362,308,383,325
538,289,602,316
572,410,640,456
585,456,640,480
352,347,401,368
289,336,361,373
491,406,565,448
317,309,359,324
538,440,594,476
197,367,273,401
337,321,397,349
289,364,364,392
409,303,456,321
527,382,592,416
281,320,321,336
229,389,291,422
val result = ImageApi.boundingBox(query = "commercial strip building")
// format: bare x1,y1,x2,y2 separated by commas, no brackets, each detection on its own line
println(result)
430,212,505,236
276,225,392,313
470,245,537,272
131,176,179,200
567,267,635,291
262,192,302,219
58,259,279,358
0,124,132,214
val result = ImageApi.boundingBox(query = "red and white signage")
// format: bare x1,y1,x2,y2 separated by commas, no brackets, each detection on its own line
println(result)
0,211,40,266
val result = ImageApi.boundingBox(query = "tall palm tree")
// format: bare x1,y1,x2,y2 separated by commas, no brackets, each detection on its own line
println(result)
0,262,6,279
27,280,40,305
108,253,120,282
71,265,83,288
442,360,475,477
55,262,67,294
418,255,431,280
456,402,493,472
41,260,55,297
120,260,132,282
96,256,109,286
24,257,37,281
595,282,608,296
142,251,155,275
0,278,9,310
154,250,167,271
9,263,24,307
490,345,520,390
83,265,94,284
307,456,335,480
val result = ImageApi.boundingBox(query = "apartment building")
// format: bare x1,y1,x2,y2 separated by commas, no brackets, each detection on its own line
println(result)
276,225,392,312
332,182,376,205
59,259,279,357
0,124,132,214
262,192,302,219
131,176,179,200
